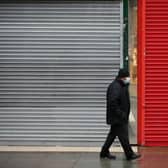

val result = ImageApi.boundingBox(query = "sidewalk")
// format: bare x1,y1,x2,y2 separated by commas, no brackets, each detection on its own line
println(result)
0,147,168,168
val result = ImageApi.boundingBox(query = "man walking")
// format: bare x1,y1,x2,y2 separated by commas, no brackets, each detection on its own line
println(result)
100,68,141,160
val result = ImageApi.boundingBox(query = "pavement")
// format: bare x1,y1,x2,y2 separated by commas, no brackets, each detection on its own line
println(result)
0,147,168,168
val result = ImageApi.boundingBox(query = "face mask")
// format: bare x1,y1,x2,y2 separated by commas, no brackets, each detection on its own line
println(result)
122,77,130,85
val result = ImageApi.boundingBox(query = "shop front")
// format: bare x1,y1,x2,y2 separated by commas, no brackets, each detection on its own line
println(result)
138,0,168,146
0,0,124,146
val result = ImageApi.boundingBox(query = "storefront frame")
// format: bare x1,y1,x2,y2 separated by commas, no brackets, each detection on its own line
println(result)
137,0,145,146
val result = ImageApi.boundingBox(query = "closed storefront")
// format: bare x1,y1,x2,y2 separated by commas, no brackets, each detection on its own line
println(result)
0,0,123,146
138,0,168,146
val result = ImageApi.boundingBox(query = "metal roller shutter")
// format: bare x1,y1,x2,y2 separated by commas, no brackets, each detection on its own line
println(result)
145,0,168,146
0,0,123,146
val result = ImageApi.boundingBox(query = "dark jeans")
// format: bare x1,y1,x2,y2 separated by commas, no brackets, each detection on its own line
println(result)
101,124,134,158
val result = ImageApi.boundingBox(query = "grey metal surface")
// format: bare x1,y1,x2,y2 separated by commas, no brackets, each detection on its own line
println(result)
0,0,123,145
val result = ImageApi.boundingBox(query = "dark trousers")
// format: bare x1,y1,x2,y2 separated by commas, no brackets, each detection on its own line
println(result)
101,124,134,158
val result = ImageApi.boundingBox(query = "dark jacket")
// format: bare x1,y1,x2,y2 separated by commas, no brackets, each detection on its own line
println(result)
106,78,130,125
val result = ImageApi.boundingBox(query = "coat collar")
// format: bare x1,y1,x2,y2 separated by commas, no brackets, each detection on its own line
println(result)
116,78,129,87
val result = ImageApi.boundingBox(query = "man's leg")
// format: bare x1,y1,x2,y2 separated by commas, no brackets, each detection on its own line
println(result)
117,124,134,158
100,125,116,155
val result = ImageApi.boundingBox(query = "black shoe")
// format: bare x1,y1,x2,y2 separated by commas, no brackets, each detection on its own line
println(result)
100,153,116,160
127,153,141,161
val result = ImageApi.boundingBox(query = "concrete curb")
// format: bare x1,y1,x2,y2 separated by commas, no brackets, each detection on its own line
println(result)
0,146,137,152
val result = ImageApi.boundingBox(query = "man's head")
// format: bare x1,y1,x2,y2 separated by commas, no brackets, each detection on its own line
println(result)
117,68,130,84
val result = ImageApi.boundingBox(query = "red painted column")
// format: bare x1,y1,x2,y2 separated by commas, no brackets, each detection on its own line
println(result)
137,0,146,146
